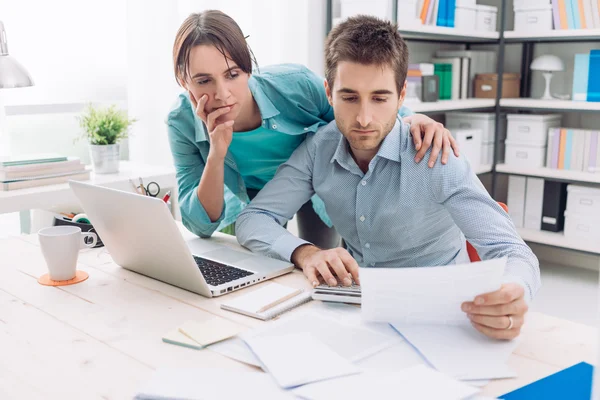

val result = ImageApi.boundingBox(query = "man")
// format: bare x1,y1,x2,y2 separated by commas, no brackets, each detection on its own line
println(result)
236,16,540,340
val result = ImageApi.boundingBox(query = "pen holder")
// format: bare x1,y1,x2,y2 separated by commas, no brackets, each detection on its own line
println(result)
52,215,104,248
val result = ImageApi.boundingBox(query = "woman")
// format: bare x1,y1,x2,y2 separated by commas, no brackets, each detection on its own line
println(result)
167,10,459,249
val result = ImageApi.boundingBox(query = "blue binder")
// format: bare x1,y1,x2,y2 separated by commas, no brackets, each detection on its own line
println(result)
501,362,593,400
587,50,600,102
446,0,456,27
436,0,448,27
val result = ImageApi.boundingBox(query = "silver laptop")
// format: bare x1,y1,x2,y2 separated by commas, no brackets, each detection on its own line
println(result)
69,181,294,297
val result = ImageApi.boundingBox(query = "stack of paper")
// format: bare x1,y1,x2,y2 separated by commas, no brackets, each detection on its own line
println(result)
244,332,362,389
292,365,480,400
135,368,295,400
391,324,519,381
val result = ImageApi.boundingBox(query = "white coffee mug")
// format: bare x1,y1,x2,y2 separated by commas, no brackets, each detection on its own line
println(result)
38,226,97,281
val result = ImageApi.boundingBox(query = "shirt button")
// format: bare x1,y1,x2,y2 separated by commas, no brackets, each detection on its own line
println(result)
359,215,365,222
304,127,309,131
272,124,277,129
361,180,367,186
365,243,371,249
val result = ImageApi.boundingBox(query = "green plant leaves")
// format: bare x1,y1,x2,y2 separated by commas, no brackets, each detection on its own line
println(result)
77,104,137,145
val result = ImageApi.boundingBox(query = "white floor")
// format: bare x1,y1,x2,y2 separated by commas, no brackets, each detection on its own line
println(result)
1,213,598,326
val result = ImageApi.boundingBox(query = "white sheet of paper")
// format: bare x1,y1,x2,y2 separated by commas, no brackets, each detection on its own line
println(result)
244,332,362,389
135,367,295,400
241,311,397,362
361,258,506,325
207,337,261,367
292,364,479,400
392,324,519,381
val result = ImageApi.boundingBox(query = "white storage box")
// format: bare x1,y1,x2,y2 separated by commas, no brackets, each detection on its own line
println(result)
566,185,600,220
524,177,544,230
514,4,553,32
475,5,497,32
455,0,477,31
446,112,506,143
505,141,546,168
564,211,600,242
481,142,496,165
507,176,527,228
341,0,391,20
506,114,562,146
454,128,482,171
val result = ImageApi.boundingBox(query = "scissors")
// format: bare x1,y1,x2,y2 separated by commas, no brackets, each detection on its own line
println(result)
133,178,161,197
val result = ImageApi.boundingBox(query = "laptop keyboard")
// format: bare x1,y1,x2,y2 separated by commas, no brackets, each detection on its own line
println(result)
193,256,253,287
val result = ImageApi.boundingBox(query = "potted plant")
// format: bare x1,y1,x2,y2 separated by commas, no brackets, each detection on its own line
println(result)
77,104,136,174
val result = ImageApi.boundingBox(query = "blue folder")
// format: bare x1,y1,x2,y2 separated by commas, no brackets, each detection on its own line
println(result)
501,362,594,400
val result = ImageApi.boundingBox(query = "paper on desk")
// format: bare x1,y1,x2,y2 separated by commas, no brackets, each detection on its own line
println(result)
391,323,519,381
178,317,245,346
361,258,506,325
244,332,362,389
241,311,397,362
135,367,295,400
292,364,479,400
208,336,261,367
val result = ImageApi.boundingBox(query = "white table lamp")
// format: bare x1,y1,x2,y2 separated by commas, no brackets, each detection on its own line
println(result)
530,55,564,100
0,21,34,158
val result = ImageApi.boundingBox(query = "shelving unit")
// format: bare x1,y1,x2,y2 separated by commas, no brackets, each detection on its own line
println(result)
406,99,496,113
500,99,600,112
326,1,600,258
517,228,598,254
398,26,499,43
504,29,600,43
496,164,600,184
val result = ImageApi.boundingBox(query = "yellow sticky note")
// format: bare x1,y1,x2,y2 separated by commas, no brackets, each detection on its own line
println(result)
178,317,245,346
162,329,204,350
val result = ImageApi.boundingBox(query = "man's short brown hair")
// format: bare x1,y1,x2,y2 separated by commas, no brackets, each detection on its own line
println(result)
325,16,409,95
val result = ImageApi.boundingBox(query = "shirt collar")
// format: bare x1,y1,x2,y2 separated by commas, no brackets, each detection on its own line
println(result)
193,75,281,143
330,118,404,168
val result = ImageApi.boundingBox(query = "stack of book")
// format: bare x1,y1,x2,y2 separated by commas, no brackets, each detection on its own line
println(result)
551,0,600,30
432,50,497,99
0,154,90,191
546,128,600,172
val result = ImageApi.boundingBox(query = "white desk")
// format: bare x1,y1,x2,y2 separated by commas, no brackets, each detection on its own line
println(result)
0,161,176,233
1,227,597,399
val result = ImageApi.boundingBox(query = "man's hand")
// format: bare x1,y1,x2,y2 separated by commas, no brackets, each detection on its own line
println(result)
403,114,459,167
461,283,528,340
291,245,360,288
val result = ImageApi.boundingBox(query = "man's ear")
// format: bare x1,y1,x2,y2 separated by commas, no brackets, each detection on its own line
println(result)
324,80,334,106
397,81,407,110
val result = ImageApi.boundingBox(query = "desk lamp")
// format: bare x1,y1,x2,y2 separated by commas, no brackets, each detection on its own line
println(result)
0,21,34,158
530,55,564,100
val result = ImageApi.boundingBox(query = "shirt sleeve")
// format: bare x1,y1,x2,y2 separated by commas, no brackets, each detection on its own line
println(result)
167,123,225,238
429,155,541,303
235,136,318,262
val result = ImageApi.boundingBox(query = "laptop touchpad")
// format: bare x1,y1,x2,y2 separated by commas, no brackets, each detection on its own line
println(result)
201,248,252,264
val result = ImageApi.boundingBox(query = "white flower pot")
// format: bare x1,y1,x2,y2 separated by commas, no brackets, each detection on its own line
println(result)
89,144,120,174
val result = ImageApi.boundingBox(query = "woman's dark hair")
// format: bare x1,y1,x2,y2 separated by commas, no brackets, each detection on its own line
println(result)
173,10,257,85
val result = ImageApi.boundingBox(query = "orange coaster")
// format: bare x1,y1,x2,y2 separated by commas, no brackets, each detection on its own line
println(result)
38,270,89,286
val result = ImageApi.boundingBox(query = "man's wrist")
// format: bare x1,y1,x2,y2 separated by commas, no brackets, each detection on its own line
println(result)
291,244,319,268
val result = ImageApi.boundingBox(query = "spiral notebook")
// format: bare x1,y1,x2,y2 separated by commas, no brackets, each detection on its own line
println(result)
220,283,312,321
